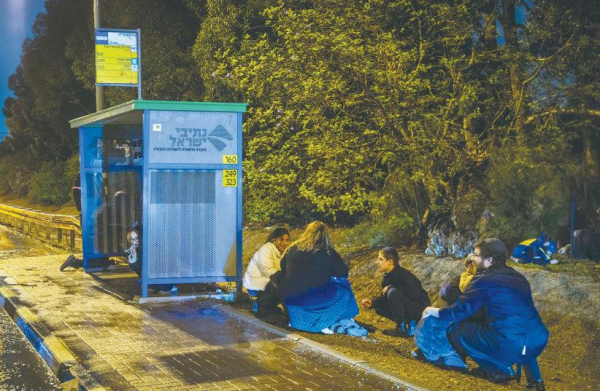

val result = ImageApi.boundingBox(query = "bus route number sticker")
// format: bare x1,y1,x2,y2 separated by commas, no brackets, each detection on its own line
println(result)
223,155,238,164
223,170,237,187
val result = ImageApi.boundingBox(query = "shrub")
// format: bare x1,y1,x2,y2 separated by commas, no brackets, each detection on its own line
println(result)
483,143,572,246
29,161,71,205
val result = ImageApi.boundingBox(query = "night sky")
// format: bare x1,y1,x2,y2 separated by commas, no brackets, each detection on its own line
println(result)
0,0,46,141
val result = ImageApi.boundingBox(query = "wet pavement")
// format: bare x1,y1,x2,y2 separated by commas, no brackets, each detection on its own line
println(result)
0,307,61,390
0,226,405,390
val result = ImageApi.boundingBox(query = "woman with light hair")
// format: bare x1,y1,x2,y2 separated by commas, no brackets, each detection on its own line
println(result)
278,221,359,334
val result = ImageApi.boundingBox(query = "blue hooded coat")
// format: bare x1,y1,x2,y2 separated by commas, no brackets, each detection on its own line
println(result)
438,264,549,370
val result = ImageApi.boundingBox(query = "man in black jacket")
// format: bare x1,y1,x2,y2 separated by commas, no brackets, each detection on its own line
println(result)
362,247,430,337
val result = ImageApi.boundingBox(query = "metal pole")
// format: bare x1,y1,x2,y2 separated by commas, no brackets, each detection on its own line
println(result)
137,28,142,100
94,0,104,111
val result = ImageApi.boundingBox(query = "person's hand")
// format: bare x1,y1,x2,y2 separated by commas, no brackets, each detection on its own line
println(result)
128,245,137,264
361,299,372,308
422,306,440,319
382,285,390,295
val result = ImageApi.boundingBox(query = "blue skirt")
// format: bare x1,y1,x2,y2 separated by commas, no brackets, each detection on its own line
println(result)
286,278,359,333
415,316,458,362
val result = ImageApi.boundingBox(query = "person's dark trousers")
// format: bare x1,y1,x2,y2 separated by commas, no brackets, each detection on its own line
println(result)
447,322,516,382
375,287,425,326
256,281,281,316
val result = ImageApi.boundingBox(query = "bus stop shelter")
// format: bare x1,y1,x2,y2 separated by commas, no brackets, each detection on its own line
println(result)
70,100,247,297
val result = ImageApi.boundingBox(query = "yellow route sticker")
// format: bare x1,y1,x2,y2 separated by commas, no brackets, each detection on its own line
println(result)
223,170,238,187
222,155,238,164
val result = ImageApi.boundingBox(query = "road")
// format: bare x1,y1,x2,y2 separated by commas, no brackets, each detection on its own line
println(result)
0,225,62,390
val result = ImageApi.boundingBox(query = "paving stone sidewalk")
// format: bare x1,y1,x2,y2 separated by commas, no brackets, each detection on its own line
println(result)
0,254,405,390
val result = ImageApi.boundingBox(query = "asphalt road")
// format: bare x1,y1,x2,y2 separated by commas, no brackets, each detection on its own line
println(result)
0,225,62,390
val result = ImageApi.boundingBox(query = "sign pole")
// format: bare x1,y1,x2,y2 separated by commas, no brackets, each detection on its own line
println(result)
94,0,104,111
137,29,142,100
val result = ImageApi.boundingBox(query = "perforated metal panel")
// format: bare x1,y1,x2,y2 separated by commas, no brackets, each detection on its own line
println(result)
148,170,217,278
85,171,142,255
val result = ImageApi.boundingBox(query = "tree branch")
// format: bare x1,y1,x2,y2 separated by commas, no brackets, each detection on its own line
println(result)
525,107,600,124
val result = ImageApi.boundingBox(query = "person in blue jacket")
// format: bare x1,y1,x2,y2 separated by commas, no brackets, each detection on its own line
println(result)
422,238,549,390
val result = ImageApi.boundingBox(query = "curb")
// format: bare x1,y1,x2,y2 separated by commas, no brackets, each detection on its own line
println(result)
216,304,429,391
0,282,105,391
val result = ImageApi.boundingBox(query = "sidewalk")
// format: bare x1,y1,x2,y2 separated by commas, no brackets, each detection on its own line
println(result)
0,254,410,390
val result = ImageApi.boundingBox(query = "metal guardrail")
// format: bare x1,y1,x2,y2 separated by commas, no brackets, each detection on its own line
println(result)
0,203,81,251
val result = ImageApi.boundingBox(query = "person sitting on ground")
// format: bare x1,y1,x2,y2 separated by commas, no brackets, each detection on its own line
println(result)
512,233,558,266
243,227,290,316
278,221,359,334
572,228,600,263
419,238,549,390
437,254,478,306
361,247,430,337
60,172,84,271
412,254,479,370
126,227,177,295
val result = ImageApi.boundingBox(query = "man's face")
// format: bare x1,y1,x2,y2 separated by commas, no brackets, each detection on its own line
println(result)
472,247,492,270
129,231,140,248
376,253,394,273
273,234,290,252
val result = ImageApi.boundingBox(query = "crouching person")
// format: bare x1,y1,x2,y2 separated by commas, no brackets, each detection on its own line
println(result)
419,238,549,390
279,221,360,335
243,228,290,317
362,247,430,337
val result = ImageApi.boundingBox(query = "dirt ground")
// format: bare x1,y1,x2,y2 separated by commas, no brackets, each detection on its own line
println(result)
236,228,600,390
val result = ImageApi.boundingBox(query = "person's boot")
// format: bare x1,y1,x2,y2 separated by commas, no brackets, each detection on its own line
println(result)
471,366,516,384
60,255,78,271
524,361,546,391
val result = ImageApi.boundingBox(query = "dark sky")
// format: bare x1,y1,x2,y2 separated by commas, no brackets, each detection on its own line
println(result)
0,0,46,141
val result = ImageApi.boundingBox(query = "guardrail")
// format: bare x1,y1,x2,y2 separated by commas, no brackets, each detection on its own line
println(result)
0,204,81,251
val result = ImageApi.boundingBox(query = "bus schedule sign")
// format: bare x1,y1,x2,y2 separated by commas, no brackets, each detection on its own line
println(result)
95,29,140,86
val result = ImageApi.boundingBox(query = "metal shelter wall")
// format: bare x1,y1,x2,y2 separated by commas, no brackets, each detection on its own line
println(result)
141,108,242,296
72,100,246,297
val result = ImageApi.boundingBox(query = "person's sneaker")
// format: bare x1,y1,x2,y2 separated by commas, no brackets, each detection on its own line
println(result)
321,327,334,335
382,327,410,338
471,367,516,384
549,259,560,265
60,255,78,271
411,348,426,361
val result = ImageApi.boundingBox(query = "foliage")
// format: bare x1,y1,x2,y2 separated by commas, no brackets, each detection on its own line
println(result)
29,161,71,205
484,142,573,246
0,154,32,197
0,0,598,247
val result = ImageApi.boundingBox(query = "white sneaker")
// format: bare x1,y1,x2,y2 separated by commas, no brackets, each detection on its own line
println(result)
321,327,334,335
549,259,560,265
